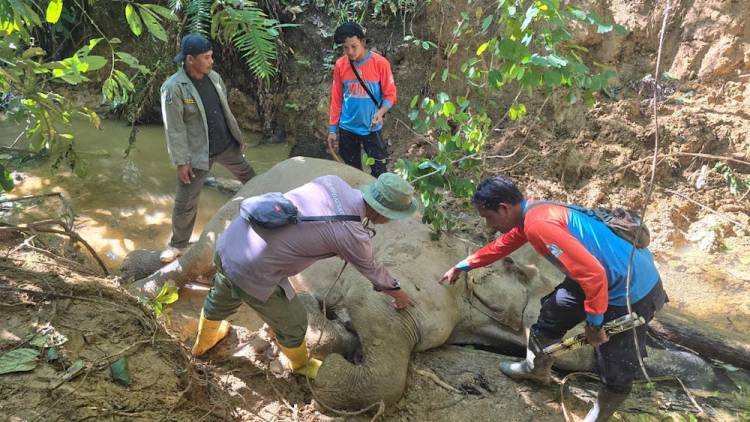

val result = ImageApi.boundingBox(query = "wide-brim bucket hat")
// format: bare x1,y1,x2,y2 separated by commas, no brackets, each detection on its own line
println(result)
360,173,418,220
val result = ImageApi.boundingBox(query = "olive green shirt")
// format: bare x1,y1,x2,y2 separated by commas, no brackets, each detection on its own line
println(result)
160,68,244,170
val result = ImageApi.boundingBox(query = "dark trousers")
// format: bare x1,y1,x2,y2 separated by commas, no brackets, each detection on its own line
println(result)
170,143,255,248
338,128,388,177
532,278,667,393
203,254,308,348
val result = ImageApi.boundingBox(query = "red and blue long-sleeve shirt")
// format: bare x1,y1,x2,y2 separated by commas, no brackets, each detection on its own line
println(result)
457,200,660,326
328,51,397,136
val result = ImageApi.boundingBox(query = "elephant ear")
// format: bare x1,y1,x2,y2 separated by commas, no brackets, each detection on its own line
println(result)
501,257,539,284
468,266,528,332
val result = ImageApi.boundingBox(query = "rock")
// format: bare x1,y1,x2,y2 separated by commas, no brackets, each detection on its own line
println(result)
685,214,733,253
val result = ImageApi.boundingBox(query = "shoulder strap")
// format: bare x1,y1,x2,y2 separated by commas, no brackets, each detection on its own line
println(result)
523,200,593,219
298,215,361,223
349,59,382,107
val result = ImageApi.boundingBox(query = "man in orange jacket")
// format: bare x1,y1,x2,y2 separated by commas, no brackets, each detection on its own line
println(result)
441,176,667,421
326,22,397,177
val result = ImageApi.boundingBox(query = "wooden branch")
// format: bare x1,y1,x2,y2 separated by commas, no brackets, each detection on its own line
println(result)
650,309,750,370
415,368,462,394
614,152,750,173
0,224,109,275
0,192,75,230
663,188,749,231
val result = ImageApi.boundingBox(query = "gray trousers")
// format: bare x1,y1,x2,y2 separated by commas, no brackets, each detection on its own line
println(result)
170,143,255,248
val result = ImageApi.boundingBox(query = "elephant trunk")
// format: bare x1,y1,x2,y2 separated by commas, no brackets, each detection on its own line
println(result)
126,196,241,299
312,294,419,410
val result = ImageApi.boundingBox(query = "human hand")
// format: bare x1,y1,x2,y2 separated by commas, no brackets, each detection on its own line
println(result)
439,266,461,285
371,111,384,127
326,132,338,153
384,289,414,309
177,164,195,184
584,324,609,347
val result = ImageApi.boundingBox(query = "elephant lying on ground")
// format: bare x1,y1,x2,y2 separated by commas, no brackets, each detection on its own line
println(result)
126,157,731,410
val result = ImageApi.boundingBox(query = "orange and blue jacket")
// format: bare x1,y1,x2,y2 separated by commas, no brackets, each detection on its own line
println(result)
457,200,660,326
328,51,397,136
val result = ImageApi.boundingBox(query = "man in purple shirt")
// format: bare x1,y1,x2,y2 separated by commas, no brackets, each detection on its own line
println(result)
192,172,418,378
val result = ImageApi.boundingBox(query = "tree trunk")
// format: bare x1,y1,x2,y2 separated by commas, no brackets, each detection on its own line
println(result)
650,309,750,370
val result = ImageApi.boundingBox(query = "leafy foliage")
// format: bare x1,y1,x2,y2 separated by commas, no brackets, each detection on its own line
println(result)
714,163,750,196
397,0,626,236
212,2,287,79
152,281,179,318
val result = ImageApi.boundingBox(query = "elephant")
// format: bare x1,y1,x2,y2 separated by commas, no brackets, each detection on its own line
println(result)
126,157,728,411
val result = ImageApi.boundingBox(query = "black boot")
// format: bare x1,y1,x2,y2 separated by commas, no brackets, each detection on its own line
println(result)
499,332,557,385
583,386,629,421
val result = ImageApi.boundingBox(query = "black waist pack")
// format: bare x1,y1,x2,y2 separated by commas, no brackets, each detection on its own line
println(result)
525,200,650,248
239,192,361,228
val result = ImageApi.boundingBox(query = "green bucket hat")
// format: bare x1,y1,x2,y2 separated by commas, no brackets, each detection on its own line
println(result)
360,173,418,220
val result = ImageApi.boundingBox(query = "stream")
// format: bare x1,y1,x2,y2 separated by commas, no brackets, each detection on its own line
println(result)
0,119,288,268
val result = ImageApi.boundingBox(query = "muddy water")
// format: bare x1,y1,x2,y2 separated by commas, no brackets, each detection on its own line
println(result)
1,120,288,268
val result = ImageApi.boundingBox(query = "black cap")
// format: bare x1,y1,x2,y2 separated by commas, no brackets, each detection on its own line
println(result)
174,33,212,64
333,21,366,44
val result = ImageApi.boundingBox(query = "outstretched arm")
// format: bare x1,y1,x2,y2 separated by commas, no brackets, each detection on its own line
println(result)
440,227,528,285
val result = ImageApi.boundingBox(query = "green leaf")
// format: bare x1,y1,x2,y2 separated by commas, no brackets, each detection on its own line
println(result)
0,163,15,192
481,15,493,33
83,55,107,71
543,69,562,87
440,101,456,117
567,92,577,104
488,69,503,88
0,348,39,374
509,103,527,120
596,22,613,33
138,7,167,41
441,68,449,82
125,4,142,37
88,37,103,50
154,281,179,306
410,95,419,109
140,4,178,21
46,0,63,24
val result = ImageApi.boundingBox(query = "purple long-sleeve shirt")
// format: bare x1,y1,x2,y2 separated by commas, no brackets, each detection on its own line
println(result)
216,175,398,301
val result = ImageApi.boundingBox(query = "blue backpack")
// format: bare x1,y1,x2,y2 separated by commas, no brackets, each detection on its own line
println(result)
239,192,361,228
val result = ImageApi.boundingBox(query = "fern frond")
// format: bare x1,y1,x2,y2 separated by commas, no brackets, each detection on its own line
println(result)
182,0,212,37
214,4,280,79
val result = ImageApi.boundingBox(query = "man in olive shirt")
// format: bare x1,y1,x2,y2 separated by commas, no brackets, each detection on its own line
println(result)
159,34,255,263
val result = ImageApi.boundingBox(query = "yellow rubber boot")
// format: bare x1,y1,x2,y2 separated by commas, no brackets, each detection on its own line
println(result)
278,342,322,379
191,310,231,356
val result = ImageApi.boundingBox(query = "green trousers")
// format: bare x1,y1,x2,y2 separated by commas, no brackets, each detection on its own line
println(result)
202,254,308,347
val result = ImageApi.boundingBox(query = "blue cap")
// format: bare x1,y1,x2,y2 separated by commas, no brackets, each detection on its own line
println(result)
174,34,212,64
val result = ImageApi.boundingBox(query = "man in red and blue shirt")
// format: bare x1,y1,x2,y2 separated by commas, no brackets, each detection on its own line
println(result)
441,176,667,422
326,22,397,177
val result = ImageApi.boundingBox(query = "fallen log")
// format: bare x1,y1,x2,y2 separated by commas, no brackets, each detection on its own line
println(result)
650,309,750,370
